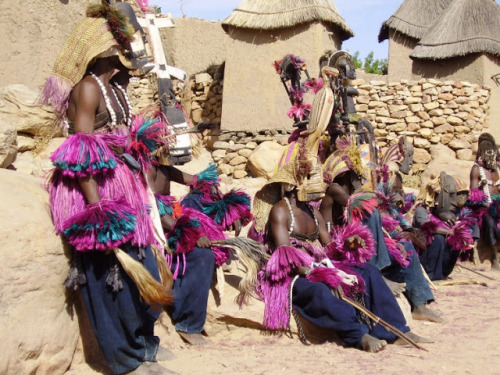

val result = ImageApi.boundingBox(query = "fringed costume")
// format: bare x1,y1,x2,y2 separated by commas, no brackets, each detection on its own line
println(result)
41,3,170,374
152,161,252,334
250,145,409,349
413,174,474,280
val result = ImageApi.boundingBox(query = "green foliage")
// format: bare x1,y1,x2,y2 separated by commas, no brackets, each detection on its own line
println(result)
152,5,162,14
351,51,388,75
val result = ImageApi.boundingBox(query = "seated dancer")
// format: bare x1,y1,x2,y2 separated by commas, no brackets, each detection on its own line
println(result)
468,132,500,269
146,139,252,345
320,137,442,323
249,146,430,352
413,173,473,280
40,3,176,374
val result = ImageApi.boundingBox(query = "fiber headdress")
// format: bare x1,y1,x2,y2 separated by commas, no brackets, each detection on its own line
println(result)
40,1,137,119
322,149,349,185
252,142,301,234
335,135,369,182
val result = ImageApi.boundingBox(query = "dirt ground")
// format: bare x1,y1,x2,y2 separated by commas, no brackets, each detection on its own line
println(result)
162,264,500,375
67,149,500,375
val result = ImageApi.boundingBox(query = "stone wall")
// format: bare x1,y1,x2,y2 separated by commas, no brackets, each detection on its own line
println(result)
352,78,491,172
128,74,491,180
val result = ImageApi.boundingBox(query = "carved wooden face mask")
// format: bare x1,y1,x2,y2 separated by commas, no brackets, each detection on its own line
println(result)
399,141,414,175
435,173,458,217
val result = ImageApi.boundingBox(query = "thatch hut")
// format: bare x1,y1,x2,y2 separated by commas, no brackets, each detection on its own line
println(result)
410,0,500,83
378,0,453,82
220,0,353,132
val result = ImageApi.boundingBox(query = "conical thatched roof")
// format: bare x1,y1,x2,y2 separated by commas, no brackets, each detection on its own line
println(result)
378,0,453,42
410,0,500,60
222,0,353,40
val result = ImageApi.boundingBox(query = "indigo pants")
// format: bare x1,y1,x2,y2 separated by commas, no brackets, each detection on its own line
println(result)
420,234,459,281
168,247,215,333
380,241,435,307
292,263,409,348
80,244,161,375
364,211,434,307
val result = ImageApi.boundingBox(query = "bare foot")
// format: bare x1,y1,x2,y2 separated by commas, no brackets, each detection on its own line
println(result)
177,331,208,346
361,334,387,353
383,277,406,296
394,331,434,345
155,346,175,361
412,304,444,323
126,361,179,375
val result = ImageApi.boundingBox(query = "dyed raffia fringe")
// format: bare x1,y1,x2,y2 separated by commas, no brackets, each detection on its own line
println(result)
466,188,488,207
129,115,167,172
265,245,314,283
155,194,182,218
202,189,253,229
446,221,473,252
325,222,375,264
190,163,220,187
345,192,378,224
51,132,123,178
62,199,137,251
385,237,410,267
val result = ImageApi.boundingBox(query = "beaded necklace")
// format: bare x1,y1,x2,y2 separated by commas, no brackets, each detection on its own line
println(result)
90,72,117,128
476,163,500,203
90,72,132,129
284,197,319,237
113,83,132,127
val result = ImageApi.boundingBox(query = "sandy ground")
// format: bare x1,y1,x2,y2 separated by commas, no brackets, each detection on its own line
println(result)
68,149,500,375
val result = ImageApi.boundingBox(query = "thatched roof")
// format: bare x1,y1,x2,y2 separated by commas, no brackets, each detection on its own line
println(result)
410,0,500,60
378,0,453,42
222,0,354,40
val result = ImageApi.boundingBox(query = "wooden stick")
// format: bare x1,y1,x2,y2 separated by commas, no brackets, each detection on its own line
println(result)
340,295,428,352
435,278,488,287
456,263,497,281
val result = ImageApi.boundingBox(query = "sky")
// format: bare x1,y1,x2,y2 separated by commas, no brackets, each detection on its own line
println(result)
152,0,405,61
152,0,500,62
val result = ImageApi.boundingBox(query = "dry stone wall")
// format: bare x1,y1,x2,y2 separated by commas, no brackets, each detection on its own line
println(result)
116,75,493,180
352,78,491,172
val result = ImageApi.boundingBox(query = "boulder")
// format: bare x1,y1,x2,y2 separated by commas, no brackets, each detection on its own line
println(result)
0,119,17,168
0,85,60,137
247,141,285,179
0,169,79,375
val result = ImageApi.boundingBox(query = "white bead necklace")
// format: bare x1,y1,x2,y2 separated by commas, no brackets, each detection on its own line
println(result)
476,163,500,203
113,83,132,127
90,72,117,128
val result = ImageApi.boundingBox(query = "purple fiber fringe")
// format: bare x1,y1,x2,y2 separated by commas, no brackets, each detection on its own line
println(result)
265,245,314,282
51,133,119,178
325,222,376,264
306,267,344,290
446,221,473,252
219,190,253,229
167,207,230,270
40,75,72,117
62,199,136,251
247,223,266,245
385,237,410,267
261,278,292,330
48,158,155,248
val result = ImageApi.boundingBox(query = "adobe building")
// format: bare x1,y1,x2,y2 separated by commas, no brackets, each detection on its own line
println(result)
380,0,500,139
220,0,353,132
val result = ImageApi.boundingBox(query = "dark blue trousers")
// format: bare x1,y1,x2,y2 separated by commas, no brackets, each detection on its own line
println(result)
168,247,215,333
420,234,459,280
364,212,434,307
292,263,409,348
80,244,161,375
